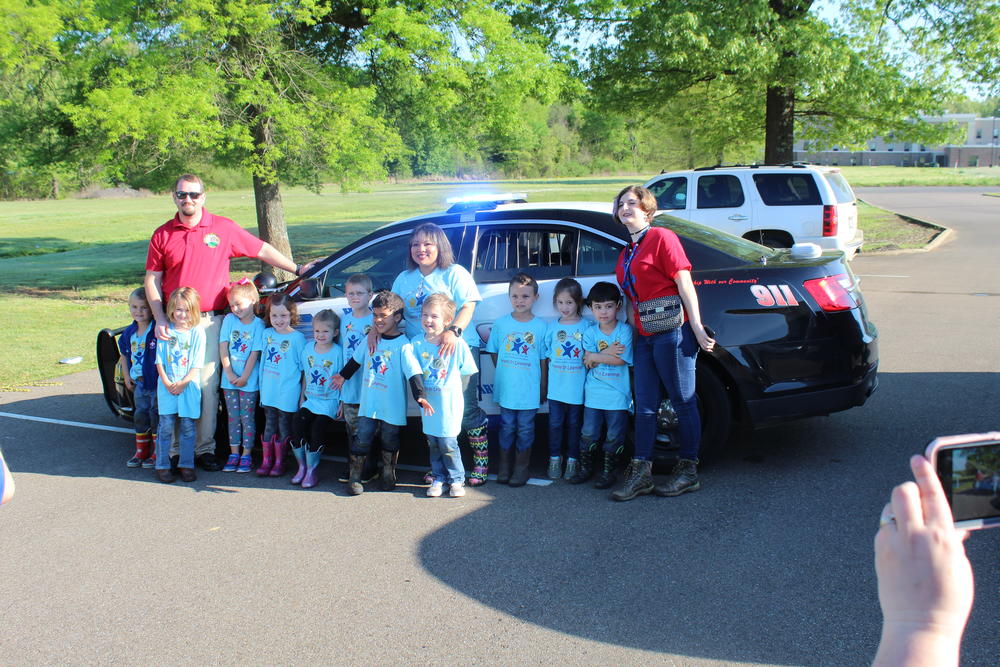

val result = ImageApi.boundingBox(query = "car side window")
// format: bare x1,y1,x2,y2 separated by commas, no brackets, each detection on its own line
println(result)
318,234,410,297
647,176,688,209
578,231,622,276
696,175,745,209
474,227,574,283
753,173,822,206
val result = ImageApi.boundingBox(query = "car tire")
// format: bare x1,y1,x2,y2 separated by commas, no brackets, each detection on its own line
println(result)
653,364,732,463
746,231,793,249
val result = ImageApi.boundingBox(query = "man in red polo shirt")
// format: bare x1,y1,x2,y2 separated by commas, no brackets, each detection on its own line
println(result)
145,173,308,471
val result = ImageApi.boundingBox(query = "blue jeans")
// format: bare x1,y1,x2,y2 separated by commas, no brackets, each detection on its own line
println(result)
633,323,700,460
547,400,582,457
354,417,401,456
133,383,159,435
581,407,628,455
156,414,196,469
499,407,537,452
427,435,465,484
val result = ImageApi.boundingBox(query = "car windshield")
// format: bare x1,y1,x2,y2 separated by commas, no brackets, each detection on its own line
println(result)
653,213,774,263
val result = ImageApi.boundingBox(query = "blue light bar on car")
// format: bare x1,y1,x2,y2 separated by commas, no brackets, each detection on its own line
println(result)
445,192,528,213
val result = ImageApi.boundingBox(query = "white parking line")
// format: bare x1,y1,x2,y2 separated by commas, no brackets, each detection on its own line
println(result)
0,411,554,486
0,411,133,434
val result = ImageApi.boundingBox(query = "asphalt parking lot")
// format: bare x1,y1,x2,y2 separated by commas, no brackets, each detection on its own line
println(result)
1,186,998,665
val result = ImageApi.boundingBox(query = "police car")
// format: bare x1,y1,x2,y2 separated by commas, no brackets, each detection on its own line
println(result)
97,195,879,456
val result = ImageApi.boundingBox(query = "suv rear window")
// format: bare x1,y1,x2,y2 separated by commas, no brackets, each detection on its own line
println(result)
821,171,856,204
752,173,822,206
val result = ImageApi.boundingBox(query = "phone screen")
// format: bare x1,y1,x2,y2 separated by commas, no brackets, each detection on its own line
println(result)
933,438,1000,529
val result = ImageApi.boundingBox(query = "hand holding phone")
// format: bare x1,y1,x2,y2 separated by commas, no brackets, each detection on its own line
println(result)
925,432,1000,531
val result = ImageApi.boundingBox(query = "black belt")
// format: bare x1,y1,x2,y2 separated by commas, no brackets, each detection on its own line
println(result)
202,308,228,316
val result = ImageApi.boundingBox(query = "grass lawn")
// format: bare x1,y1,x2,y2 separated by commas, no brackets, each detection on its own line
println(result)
0,172,959,389
837,166,1000,187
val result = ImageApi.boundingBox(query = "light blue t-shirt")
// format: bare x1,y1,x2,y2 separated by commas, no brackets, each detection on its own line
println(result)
351,333,422,426
391,265,482,348
259,329,306,412
544,318,592,405
339,308,373,405
485,313,549,410
583,321,634,411
411,336,478,437
219,313,265,392
300,341,343,418
155,324,205,419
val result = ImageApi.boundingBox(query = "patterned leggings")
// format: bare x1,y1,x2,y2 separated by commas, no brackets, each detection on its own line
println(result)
223,389,258,452
262,406,294,443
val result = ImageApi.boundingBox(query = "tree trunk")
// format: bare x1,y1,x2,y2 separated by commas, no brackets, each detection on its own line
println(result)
251,115,294,282
764,84,795,164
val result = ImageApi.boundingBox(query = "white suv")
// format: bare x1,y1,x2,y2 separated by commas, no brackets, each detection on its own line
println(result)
643,164,863,258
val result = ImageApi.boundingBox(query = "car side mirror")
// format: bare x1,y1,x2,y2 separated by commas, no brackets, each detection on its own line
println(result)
295,277,321,300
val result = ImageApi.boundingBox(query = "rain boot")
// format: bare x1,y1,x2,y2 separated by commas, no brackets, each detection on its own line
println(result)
654,458,701,497
290,440,307,484
593,447,622,490
347,454,366,495
508,448,533,487
256,435,275,476
127,432,151,467
611,459,654,502
269,436,290,477
380,449,400,491
496,447,514,485
567,441,597,484
466,419,490,487
301,446,323,489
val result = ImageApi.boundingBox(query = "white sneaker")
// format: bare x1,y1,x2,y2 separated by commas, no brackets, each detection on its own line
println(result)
449,482,466,497
427,481,444,497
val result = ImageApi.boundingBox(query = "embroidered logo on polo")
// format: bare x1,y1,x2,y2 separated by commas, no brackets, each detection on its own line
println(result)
203,233,220,248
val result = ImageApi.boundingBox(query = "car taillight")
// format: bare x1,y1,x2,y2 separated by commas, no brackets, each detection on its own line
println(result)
804,273,856,311
823,205,838,237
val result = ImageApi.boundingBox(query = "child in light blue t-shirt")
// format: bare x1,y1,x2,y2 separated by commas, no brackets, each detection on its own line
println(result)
154,287,206,484
543,278,591,481
576,282,633,491
119,286,159,469
290,309,342,489
411,293,478,498
332,291,429,495
338,273,374,469
218,279,264,473
258,294,306,478
485,273,549,488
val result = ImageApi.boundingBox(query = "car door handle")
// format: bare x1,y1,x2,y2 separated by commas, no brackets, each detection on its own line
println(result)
728,214,749,221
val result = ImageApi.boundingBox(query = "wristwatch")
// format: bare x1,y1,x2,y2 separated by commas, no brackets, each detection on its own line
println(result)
446,325,463,337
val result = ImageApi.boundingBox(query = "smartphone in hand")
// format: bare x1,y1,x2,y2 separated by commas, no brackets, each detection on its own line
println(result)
925,432,1000,530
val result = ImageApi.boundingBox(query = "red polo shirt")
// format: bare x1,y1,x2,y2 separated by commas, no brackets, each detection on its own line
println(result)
615,227,692,336
146,210,265,312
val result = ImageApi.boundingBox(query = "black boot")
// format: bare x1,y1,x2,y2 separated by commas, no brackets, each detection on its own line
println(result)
611,459,654,501
567,442,597,484
508,448,532,487
347,455,366,495
654,458,700,497
593,449,621,490
380,449,400,491
497,447,514,484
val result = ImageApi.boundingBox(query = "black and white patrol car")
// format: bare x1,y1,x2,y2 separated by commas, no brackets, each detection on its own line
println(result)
97,196,879,456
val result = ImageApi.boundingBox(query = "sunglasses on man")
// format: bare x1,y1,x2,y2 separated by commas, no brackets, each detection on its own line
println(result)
175,191,204,200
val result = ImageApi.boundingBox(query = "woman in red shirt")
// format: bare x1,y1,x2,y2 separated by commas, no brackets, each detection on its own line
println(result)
613,185,715,501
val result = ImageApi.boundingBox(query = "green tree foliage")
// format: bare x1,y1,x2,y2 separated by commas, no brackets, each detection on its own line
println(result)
1,0,564,270
522,0,999,163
